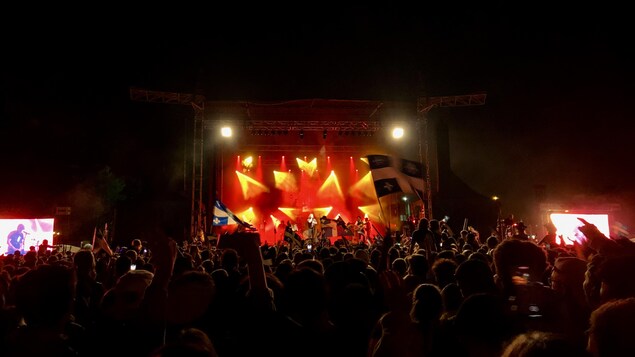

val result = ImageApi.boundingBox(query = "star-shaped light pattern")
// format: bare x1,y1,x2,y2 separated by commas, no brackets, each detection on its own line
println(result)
242,156,254,172
270,215,281,228
317,170,343,199
237,207,255,224
349,172,377,200
278,207,299,221
273,170,298,192
296,157,317,177
235,171,270,199
312,206,333,219
358,205,382,222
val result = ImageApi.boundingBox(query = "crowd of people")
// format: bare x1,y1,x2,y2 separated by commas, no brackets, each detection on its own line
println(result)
1,213,635,356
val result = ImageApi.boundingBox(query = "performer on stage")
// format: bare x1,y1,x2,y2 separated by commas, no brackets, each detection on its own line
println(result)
334,214,347,237
37,239,56,256
276,219,286,244
319,215,330,228
307,213,318,241
354,216,366,244
284,221,303,251
320,215,331,238
363,216,372,244
6,224,26,255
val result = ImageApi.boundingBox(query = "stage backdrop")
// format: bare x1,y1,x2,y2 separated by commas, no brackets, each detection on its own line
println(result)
218,150,423,245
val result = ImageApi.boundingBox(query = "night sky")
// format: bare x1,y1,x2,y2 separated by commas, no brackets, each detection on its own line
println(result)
2,6,634,235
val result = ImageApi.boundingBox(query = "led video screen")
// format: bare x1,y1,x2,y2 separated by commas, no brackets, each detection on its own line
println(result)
0,218,55,255
549,213,610,245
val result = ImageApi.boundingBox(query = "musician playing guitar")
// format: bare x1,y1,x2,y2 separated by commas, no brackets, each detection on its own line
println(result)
6,224,26,254
354,216,367,245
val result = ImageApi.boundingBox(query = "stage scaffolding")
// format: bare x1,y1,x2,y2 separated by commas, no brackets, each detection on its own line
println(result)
131,92,486,239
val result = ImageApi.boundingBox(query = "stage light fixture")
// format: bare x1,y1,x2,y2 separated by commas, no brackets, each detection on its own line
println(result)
299,129,304,139
323,129,327,139
392,127,404,139
221,126,232,138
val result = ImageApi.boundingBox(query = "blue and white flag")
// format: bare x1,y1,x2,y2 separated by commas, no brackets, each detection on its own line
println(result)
212,200,252,228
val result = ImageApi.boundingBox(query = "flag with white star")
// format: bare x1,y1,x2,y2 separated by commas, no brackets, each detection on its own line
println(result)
373,177,403,197
366,154,426,199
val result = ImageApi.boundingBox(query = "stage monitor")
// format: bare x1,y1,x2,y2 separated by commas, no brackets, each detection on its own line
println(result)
0,218,55,255
549,213,610,245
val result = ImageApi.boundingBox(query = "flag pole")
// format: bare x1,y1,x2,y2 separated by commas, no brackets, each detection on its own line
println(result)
407,181,425,207
390,194,395,232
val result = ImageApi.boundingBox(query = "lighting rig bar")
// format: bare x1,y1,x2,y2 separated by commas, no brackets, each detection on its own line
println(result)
206,120,382,136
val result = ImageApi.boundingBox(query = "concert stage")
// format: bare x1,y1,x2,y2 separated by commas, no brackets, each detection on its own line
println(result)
207,99,424,245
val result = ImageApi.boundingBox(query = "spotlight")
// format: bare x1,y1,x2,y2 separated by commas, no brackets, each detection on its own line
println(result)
323,129,327,139
221,126,232,138
299,129,304,139
392,127,404,139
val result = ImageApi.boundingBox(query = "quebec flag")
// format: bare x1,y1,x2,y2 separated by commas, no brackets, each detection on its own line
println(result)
212,200,241,226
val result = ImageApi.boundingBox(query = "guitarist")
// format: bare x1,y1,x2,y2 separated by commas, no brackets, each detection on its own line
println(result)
354,216,366,244
6,224,26,254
